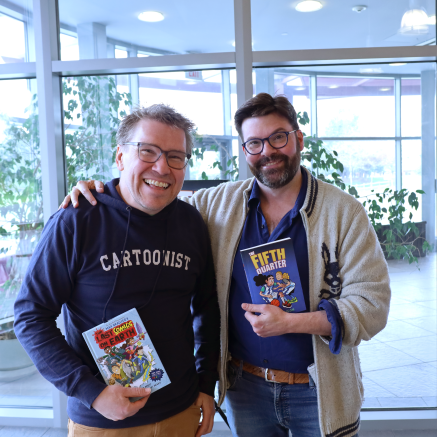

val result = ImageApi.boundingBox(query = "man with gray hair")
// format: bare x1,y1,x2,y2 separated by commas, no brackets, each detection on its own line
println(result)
14,104,220,437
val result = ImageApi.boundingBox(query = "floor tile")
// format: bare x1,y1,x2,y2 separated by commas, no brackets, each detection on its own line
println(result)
358,342,421,372
404,316,437,334
0,427,48,437
415,300,437,309
364,362,437,397
377,397,427,408
362,377,396,397
426,361,437,368
41,429,68,437
388,303,436,320
373,320,433,342
385,335,437,362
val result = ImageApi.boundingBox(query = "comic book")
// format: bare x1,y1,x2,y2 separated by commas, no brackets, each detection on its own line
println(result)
240,238,306,313
83,308,170,399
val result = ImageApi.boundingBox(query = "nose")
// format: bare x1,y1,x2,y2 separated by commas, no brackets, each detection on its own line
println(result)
151,153,171,174
261,138,278,156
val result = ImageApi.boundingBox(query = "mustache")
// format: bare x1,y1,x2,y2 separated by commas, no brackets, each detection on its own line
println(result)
254,153,288,168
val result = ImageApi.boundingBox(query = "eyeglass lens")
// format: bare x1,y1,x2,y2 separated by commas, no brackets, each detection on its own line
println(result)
245,132,289,154
138,144,188,169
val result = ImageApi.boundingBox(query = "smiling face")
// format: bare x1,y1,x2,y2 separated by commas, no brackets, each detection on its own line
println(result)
116,119,186,215
266,275,275,287
242,112,303,189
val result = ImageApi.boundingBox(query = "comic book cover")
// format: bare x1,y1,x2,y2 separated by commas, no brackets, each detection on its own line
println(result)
240,238,306,313
83,308,170,399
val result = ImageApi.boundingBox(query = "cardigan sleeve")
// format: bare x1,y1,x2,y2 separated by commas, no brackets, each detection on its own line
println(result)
333,203,391,348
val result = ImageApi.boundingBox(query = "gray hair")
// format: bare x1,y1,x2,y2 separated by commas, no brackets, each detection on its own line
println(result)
116,104,195,154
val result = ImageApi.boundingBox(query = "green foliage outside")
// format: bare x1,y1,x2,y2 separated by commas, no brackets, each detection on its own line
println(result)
0,76,131,319
297,111,433,265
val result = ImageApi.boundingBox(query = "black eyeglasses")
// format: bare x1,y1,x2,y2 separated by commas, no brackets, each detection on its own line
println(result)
123,143,191,169
242,130,298,155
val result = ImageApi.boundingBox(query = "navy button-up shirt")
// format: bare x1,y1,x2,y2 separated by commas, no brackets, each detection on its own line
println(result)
228,169,314,373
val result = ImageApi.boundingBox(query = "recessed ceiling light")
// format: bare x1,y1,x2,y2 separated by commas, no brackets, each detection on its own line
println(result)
380,88,390,91
352,5,367,13
389,63,407,66
295,87,306,90
328,85,339,89
295,1,323,13
138,11,164,22
186,81,197,85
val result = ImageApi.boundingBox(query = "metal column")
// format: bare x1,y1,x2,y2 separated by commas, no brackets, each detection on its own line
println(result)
234,0,252,180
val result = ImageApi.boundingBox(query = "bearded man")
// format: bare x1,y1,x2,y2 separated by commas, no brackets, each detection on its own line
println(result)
64,93,391,437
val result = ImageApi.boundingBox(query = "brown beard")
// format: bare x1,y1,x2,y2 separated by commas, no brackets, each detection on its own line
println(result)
248,146,301,189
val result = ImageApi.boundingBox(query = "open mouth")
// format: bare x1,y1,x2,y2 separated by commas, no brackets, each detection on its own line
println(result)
144,179,170,189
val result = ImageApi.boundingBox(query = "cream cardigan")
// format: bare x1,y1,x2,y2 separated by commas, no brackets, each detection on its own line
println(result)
185,167,391,437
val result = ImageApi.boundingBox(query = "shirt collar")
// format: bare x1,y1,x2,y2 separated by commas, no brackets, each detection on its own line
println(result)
248,166,308,219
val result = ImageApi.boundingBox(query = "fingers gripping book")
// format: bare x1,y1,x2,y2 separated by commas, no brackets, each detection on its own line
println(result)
83,308,170,397
240,238,306,313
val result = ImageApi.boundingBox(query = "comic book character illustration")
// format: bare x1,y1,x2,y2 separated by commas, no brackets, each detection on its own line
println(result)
100,345,124,363
253,272,298,310
122,337,138,361
108,361,133,387
132,346,153,382
254,274,280,306
279,273,298,310
273,271,285,291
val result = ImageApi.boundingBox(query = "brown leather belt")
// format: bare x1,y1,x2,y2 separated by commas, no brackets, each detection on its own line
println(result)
232,358,309,384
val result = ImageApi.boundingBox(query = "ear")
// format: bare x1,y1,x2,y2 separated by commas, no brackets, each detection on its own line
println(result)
115,145,124,171
296,130,304,152
242,144,249,160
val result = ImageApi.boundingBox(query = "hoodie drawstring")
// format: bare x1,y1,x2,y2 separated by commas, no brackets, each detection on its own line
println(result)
102,206,132,323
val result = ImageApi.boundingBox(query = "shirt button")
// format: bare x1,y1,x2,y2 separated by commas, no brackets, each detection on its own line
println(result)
263,359,268,364
261,225,264,228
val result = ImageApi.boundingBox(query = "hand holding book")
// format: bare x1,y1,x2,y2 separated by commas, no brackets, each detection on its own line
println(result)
91,385,151,421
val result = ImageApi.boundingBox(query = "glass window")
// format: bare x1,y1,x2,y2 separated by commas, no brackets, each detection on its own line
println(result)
317,76,395,138
401,78,422,137
58,0,235,60
0,78,52,408
0,0,34,63
323,140,396,197
252,0,436,51
63,69,238,183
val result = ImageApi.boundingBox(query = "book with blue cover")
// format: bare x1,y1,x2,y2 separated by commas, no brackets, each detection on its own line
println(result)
83,308,170,398
240,238,306,313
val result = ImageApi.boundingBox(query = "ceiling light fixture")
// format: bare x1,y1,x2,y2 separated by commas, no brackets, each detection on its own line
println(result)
328,85,339,89
352,5,367,13
295,86,306,90
138,11,165,22
380,88,390,91
389,62,407,66
295,1,323,13
428,15,436,24
399,0,429,35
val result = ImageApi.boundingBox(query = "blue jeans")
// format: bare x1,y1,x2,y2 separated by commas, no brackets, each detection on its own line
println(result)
224,361,358,437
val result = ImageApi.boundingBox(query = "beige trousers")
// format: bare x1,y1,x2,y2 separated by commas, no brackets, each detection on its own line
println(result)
68,404,201,437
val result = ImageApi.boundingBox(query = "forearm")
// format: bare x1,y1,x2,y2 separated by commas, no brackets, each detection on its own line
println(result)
284,310,332,336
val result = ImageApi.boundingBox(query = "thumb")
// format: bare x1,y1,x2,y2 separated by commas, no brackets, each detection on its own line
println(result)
122,386,151,399
242,303,261,313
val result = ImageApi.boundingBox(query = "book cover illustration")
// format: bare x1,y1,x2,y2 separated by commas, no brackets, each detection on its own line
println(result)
83,308,170,394
240,238,306,313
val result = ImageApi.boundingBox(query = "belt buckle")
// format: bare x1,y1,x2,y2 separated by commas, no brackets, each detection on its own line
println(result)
265,368,280,384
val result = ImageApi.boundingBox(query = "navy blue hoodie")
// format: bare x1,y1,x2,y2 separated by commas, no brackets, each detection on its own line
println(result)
14,179,220,428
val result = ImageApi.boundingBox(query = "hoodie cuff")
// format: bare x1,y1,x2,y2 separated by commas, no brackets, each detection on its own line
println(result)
198,374,218,398
71,374,107,409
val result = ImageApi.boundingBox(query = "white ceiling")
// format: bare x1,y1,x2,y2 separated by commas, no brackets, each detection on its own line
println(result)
55,0,436,54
